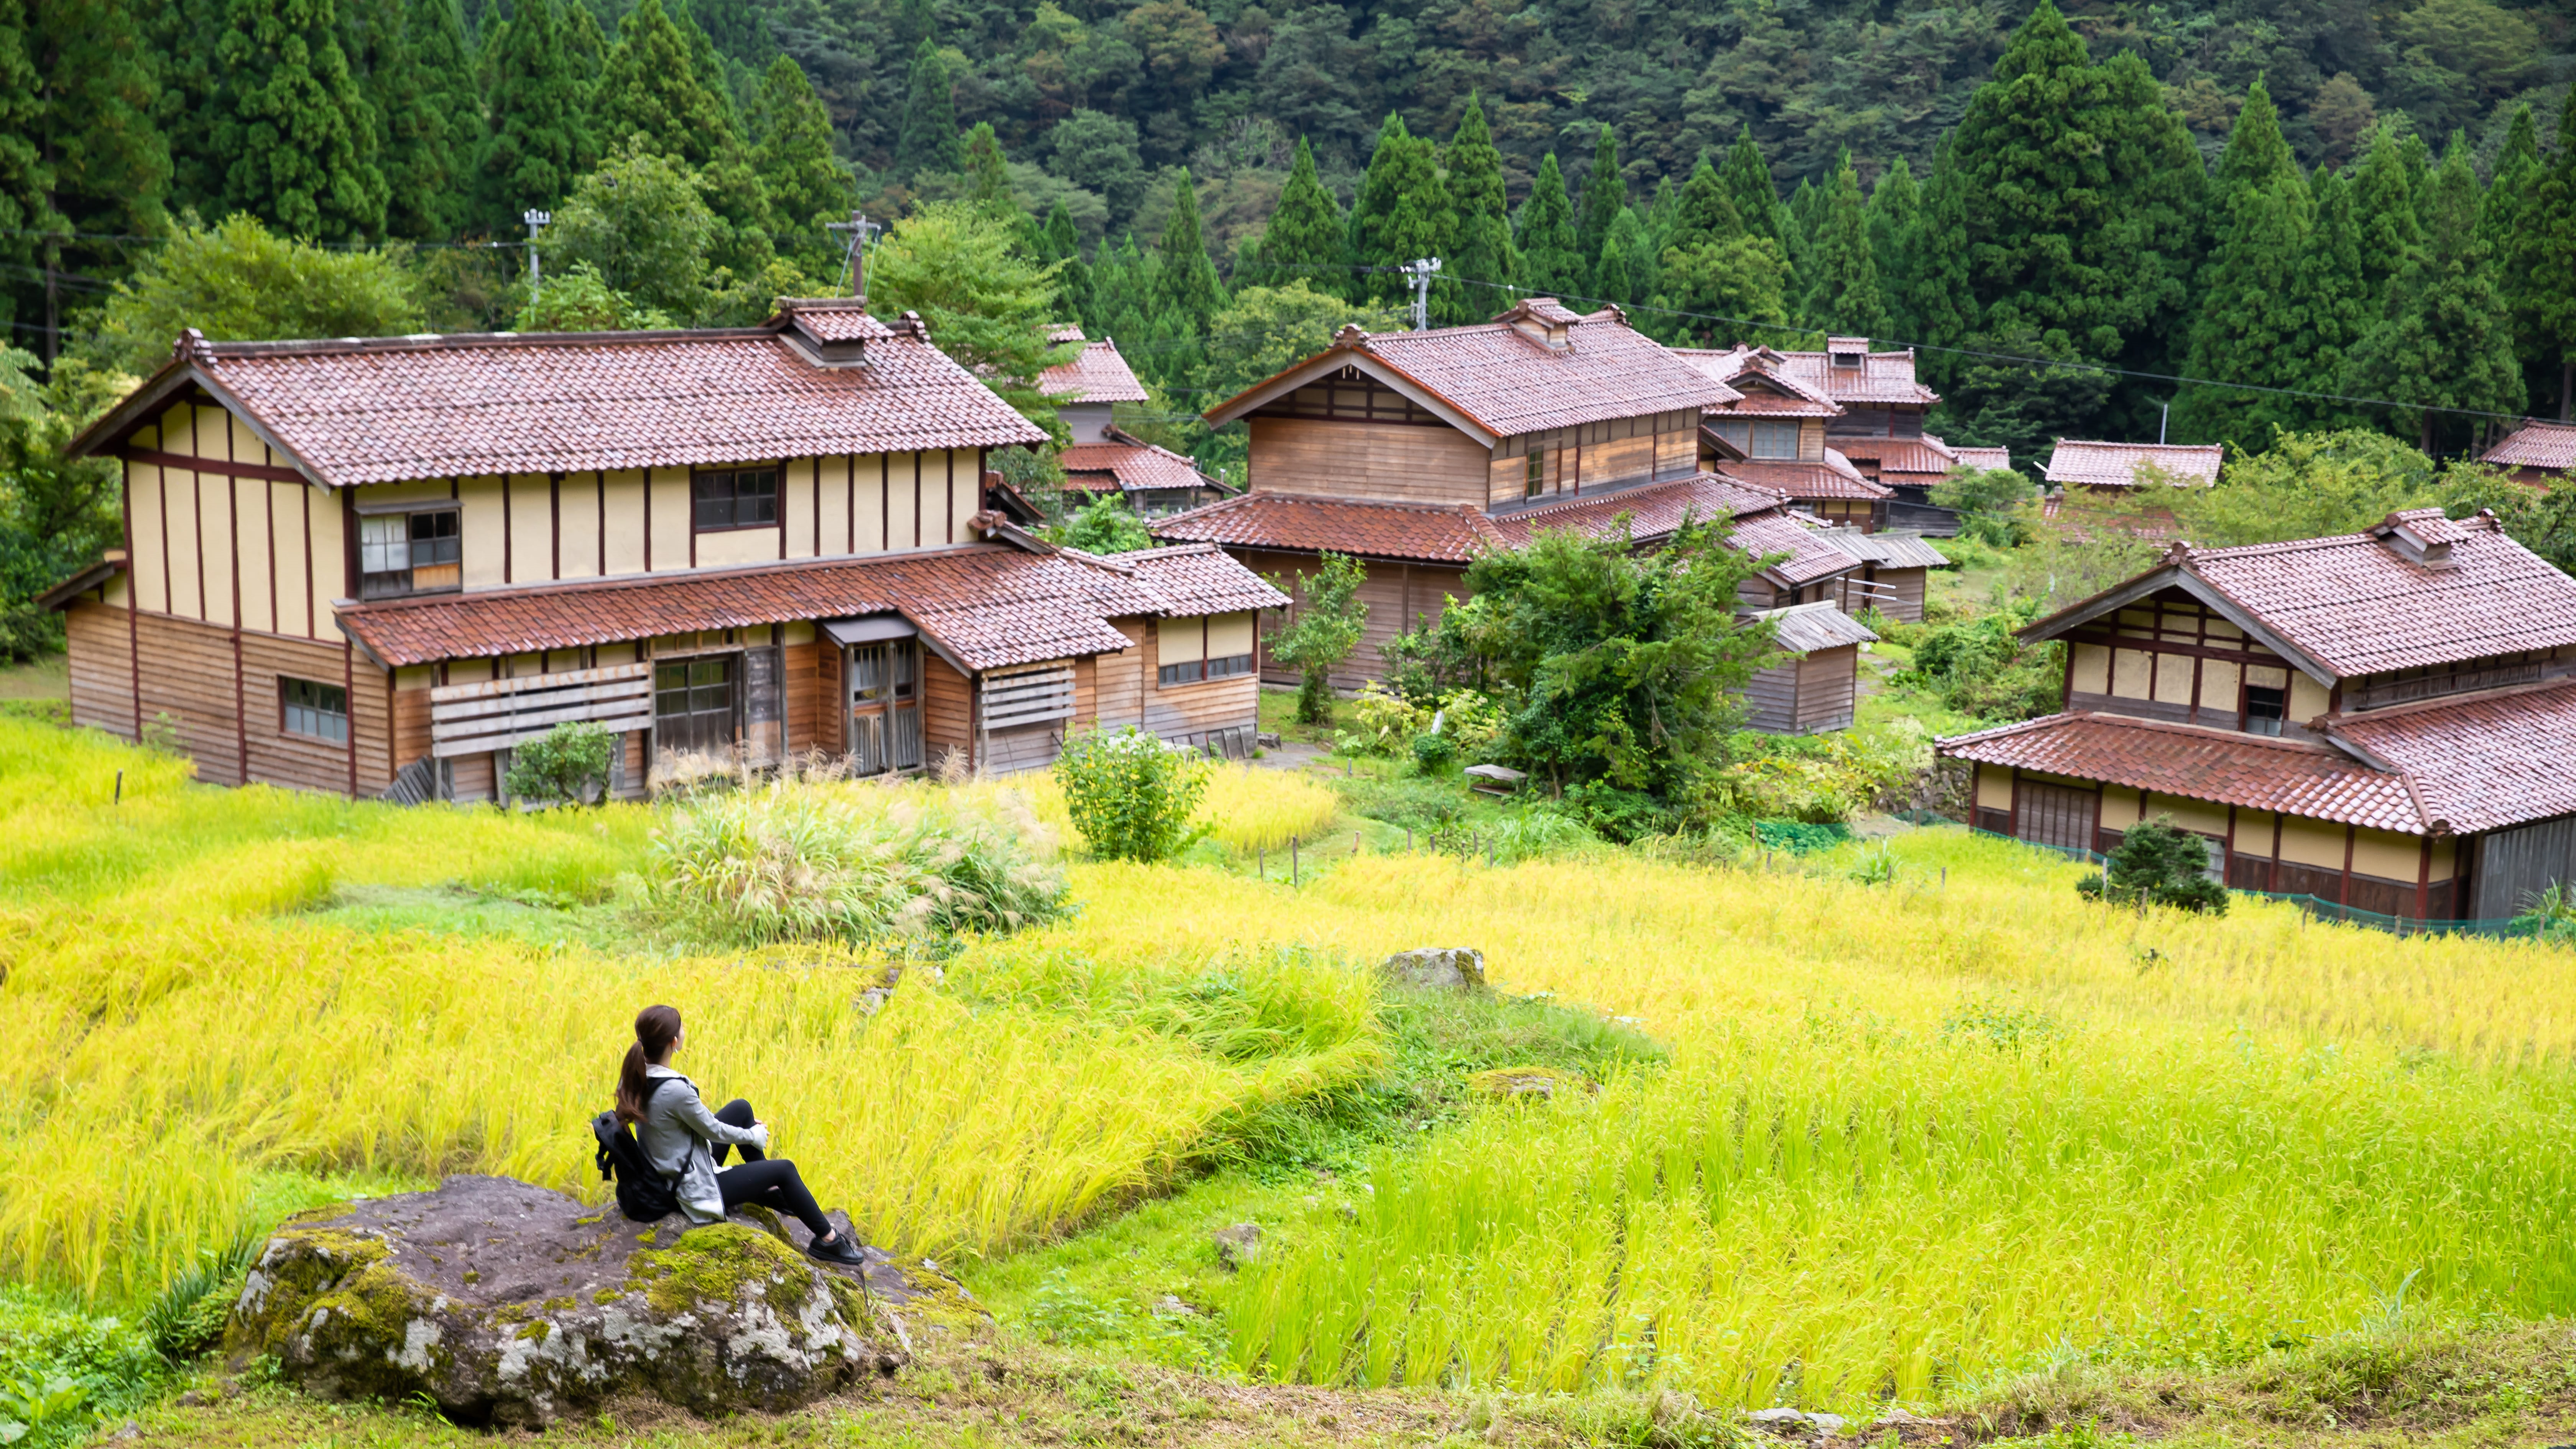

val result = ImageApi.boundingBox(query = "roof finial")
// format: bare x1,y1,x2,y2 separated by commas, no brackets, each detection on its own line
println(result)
173,328,210,364
1332,322,1371,349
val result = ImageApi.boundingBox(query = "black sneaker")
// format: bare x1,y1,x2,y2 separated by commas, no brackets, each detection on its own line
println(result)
807,1229,864,1266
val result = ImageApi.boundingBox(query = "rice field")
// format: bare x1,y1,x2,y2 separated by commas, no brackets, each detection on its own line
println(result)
7,717,2576,1418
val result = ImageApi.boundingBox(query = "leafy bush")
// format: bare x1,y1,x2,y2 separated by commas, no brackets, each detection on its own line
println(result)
1052,725,1212,862
1717,723,1932,823
1054,493,1156,554
504,720,615,806
1896,611,2065,723
1336,682,1429,756
0,1290,163,1447
2076,818,2227,914
1410,730,1455,770
138,1235,257,1360
1752,819,1854,854
1267,552,1370,725
1429,808,1603,863
1930,465,2037,546
648,783,1069,943
2514,882,2576,943
1339,774,1468,832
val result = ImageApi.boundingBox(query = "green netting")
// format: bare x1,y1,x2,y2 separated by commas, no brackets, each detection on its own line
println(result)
1897,812,2561,941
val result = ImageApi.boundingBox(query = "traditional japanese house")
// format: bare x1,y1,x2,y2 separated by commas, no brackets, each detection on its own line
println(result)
1158,299,1731,685
1951,445,2011,474
1935,509,2576,921
1039,329,1226,516
1681,338,1971,531
1807,526,1949,623
47,301,1283,799
2482,420,2575,488
2041,440,2224,492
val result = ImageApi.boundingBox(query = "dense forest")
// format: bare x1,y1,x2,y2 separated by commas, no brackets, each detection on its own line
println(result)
3,0,2574,492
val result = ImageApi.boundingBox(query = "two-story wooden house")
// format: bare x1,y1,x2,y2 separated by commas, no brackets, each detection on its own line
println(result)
1039,329,1226,516
2482,420,2575,488
46,300,1284,799
1936,509,2576,921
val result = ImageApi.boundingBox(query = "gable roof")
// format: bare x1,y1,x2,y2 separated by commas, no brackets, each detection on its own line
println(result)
1678,347,1842,417
1950,444,2012,473
1678,342,1938,407
1756,600,1880,653
1715,451,1894,501
1065,542,1290,616
2042,440,2224,488
2020,509,2576,681
1807,523,1949,569
1491,475,1857,587
2328,680,2576,835
1828,436,1960,479
1039,330,1152,404
67,300,1048,488
1060,432,1209,493
1150,492,1509,565
2483,419,2576,472
1201,301,1737,440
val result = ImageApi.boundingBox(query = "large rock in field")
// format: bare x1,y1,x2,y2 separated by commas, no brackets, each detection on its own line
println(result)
1380,947,1486,991
224,1175,984,1428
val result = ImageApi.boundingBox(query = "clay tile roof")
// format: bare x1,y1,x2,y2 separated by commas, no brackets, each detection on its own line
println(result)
108,317,1048,487
1148,492,1506,564
1059,434,1206,493
1679,348,1841,416
1808,523,1949,569
2483,420,2576,472
2179,513,2576,676
1073,543,1292,616
1679,344,1939,407
2329,681,2576,835
337,546,1151,671
1039,334,1151,404
2043,440,2224,488
1937,712,2429,833
1829,437,1960,478
1950,444,2012,473
1725,509,1863,585
1341,315,1738,436
1494,472,1811,547
1715,451,1894,501
783,299,896,342
1756,600,1880,653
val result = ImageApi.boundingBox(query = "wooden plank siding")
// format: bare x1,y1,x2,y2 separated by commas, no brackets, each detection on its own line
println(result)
924,655,973,770
1245,417,1494,506
1240,549,1470,691
1794,645,1860,732
1141,616,1260,744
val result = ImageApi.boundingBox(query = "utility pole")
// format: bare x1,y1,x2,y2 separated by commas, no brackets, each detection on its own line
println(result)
522,209,551,303
826,210,883,300
1401,257,1442,332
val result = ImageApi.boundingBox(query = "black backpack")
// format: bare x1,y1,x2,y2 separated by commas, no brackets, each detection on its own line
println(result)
591,1076,679,1223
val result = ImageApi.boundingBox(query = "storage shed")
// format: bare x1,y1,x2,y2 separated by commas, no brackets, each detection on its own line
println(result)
1744,601,1878,734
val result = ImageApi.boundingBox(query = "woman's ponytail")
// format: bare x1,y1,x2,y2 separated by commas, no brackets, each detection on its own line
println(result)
615,1004,683,1124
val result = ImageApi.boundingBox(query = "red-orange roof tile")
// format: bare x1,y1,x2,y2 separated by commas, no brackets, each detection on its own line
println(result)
332,543,1278,671
1060,435,1206,493
2483,420,2576,472
1950,444,2012,473
2329,681,2576,834
1492,475,1851,584
2043,440,2223,488
1937,712,2427,833
1830,437,1959,477
1070,543,1291,616
1039,334,1151,404
1715,452,1893,501
1149,493,1506,564
78,306,1047,488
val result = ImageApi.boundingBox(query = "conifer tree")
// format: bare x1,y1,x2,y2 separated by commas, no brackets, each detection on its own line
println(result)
893,37,963,181
2208,77,2294,215
1441,92,1515,321
1785,174,1822,281
1514,151,1582,301
2170,83,2308,442
212,0,388,241
476,0,590,232
16,0,171,354
377,0,474,239
0,0,55,339
1798,152,1882,337
1346,113,1448,310
2516,95,2576,418
593,0,736,167
1575,124,1623,287
1719,126,1780,250
1897,137,1974,357
2351,121,2421,300
962,121,1013,207
752,54,853,269
2282,166,2370,430
1595,207,1646,307
1242,135,1343,292
1665,157,1741,249
1865,157,1917,334
2345,135,2523,452
1154,167,1224,335
1649,156,1789,345
1042,199,1091,319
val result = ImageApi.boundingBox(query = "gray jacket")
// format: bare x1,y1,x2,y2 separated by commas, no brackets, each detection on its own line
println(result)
636,1065,768,1223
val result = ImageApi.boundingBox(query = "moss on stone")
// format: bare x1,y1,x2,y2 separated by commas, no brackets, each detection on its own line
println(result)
592,1288,623,1305
1465,1065,1596,1102
542,1296,574,1312
628,1224,814,1319
228,1226,394,1357
882,1261,990,1340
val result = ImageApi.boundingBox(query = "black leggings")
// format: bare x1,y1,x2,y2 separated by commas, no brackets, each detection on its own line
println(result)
711,1098,833,1240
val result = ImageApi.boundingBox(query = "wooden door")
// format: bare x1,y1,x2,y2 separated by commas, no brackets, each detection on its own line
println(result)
846,641,922,775
2014,779,2098,853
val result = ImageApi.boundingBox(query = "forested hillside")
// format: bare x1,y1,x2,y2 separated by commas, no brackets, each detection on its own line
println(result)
3,0,2573,485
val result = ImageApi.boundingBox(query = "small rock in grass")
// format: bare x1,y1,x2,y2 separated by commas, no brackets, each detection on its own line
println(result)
1152,1295,1199,1317
1379,948,1486,991
1211,1223,1261,1270
1747,1406,1847,1436
1466,1066,1597,1102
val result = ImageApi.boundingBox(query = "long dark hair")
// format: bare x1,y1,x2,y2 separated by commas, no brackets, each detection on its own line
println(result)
616,1005,683,1124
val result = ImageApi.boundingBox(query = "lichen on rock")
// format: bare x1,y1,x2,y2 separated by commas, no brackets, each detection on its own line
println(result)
219,1175,937,1427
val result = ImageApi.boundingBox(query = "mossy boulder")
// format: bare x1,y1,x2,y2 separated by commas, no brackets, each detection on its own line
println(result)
223,1175,960,1427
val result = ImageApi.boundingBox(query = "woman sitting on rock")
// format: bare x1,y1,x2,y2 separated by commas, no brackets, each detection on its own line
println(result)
615,1004,865,1265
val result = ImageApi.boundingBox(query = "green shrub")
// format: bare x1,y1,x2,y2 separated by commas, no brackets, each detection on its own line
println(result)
138,1235,257,1360
1053,493,1156,554
1896,611,2065,723
2076,817,2227,914
1339,775,1468,832
648,784,1069,943
1052,726,1212,863
1752,820,1854,854
1267,552,1370,726
504,720,615,806
1410,730,1455,771
2514,882,2576,943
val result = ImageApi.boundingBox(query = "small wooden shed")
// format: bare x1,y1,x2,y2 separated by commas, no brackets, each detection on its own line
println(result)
1744,602,1879,734
1809,527,1950,623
